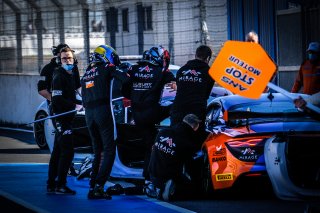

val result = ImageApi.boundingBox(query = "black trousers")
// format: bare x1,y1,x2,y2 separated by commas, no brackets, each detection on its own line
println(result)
133,105,171,180
47,118,74,187
85,105,115,187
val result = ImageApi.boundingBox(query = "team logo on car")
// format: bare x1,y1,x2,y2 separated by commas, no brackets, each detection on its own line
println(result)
213,145,226,156
239,148,258,161
241,148,255,155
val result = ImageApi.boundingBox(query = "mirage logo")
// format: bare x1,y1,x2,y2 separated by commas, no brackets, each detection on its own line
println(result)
239,148,258,161
182,69,201,76
135,65,154,79
155,136,176,155
139,65,151,72
159,136,175,148
179,69,202,83
241,148,255,155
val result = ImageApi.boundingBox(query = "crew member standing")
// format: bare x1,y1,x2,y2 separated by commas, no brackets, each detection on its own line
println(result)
37,43,81,159
47,47,82,195
81,45,128,199
122,45,175,185
291,42,320,95
170,45,214,144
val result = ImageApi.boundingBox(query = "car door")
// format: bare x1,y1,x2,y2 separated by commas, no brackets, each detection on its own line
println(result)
264,120,320,201
111,74,146,169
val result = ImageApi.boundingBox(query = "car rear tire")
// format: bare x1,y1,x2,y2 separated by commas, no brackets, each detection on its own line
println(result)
201,150,214,196
33,111,49,150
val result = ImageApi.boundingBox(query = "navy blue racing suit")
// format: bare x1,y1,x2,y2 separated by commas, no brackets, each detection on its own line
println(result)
81,62,129,188
123,62,175,179
149,122,197,188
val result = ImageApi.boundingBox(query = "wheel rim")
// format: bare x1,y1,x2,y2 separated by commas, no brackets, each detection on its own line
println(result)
33,112,48,149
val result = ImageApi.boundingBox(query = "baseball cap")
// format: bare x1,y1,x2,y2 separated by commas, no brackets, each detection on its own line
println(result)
306,42,320,53
183,114,202,128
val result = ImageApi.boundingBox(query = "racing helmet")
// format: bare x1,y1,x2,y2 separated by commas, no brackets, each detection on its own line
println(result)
148,45,169,68
162,49,170,71
142,50,151,61
137,50,151,64
92,45,121,66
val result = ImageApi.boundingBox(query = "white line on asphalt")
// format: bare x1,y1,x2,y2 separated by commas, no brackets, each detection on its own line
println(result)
135,195,197,213
0,189,50,213
0,127,33,133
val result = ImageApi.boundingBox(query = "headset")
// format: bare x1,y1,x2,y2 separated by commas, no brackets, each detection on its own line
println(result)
206,55,212,63
51,44,69,56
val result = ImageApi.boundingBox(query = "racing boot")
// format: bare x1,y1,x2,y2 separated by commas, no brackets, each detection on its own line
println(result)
161,179,176,201
46,184,56,194
88,184,111,200
46,180,57,194
55,185,76,195
143,182,161,198
106,183,124,195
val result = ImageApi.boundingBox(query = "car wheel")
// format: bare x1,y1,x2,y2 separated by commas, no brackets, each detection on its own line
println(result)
201,150,214,196
33,111,49,150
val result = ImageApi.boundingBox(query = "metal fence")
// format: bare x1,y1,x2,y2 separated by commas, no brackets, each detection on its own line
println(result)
0,0,228,75
1,0,113,74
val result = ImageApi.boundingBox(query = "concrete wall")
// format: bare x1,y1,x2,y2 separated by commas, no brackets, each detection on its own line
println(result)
278,66,299,92
0,68,299,126
0,74,45,126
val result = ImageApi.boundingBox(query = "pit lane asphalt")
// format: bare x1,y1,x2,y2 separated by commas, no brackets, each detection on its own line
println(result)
0,128,309,213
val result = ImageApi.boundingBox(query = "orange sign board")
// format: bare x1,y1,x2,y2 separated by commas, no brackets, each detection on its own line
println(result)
209,40,277,99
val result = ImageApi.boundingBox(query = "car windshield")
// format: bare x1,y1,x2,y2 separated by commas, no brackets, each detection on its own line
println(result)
227,100,317,127
229,101,298,114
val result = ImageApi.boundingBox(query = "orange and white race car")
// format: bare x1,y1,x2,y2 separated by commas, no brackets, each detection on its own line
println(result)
201,93,320,194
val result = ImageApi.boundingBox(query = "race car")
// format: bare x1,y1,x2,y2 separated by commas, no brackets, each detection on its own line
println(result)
200,93,320,194
34,89,232,180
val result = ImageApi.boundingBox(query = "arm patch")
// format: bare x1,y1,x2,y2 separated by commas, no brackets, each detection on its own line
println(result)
52,90,62,96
